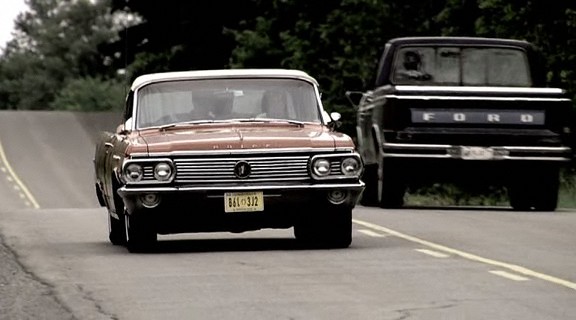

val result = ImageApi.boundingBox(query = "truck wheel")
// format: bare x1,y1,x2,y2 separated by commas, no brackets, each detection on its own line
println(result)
294,207,352,249
378,158,405,209
359,164,378,206
508,167,559,211
125,213,157,253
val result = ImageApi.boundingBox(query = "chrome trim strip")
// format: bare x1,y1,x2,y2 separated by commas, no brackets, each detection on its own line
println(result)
382,143,572,161
395,85,565,94
383,153,571,161
501,146,572,152
132,70,320,91
384,95,569,102
384,143,571,152
384,154,452,159
118,182,365,194
129,147,355,158
384,143,452,149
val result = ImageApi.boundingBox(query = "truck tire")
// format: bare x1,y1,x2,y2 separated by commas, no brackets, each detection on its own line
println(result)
378,158,405,209
508,166,559,211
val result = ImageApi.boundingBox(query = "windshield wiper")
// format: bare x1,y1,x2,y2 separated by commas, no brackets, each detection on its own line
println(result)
157,120,215,131
237,118,306,127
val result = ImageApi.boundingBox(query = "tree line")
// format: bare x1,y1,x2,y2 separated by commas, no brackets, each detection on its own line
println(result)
0,0,575,138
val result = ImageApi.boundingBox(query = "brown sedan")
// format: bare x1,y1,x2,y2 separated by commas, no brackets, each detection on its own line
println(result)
93,69,365,252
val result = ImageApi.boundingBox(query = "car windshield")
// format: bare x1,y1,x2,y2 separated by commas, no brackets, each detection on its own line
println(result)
135,78,322,129
392,46,532,87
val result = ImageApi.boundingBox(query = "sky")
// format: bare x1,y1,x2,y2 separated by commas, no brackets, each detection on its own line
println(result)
0,0,28,51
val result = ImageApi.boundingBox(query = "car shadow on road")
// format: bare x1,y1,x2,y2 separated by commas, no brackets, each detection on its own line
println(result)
137,237,347,254
401,205,515,211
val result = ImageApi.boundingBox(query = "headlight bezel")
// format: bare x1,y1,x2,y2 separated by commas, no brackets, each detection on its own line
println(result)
122,158,175,184
154,162,174,181
309,153,363,180
124,163,144,183
312,158,332,177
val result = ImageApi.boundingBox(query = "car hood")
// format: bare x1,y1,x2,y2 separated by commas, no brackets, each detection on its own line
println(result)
134,123,353,154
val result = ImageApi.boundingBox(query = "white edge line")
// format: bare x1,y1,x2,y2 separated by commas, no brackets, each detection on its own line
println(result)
358,229,387,238
490,270,530,281
415,248,450,258
353,218,576,291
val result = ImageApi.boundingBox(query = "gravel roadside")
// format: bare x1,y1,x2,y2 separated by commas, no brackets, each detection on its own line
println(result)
0,235,76,320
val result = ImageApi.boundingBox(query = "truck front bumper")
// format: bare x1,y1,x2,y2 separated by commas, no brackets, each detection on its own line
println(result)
383,143,572,161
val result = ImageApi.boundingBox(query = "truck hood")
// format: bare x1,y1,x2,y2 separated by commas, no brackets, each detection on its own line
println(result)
135,123,353,154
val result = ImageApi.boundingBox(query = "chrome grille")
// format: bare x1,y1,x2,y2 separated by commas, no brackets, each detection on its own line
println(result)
174,156,311,183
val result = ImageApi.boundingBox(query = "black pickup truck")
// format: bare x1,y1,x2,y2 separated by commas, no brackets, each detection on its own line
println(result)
350,36,574,211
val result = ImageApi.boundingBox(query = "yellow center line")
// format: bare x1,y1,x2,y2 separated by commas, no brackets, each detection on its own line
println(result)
0,138,40,209
353,218,576,291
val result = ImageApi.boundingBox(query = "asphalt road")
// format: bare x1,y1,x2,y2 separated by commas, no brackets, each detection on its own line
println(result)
0,111,575,320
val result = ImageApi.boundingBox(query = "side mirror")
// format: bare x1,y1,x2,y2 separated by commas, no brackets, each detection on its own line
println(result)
328,112,342,130
116,118,132,135
330,112,342,122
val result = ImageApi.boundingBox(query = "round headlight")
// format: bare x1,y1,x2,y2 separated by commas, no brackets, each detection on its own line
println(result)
124,163,143,182
341,157,361,176
312,159,331,177
154,162,173,181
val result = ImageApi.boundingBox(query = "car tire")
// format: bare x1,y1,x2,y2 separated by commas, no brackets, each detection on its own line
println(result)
125,213,157,253
108,210,127,246
95,183,106,207
294,206,352,249
378,158,405,209
359,164,378,207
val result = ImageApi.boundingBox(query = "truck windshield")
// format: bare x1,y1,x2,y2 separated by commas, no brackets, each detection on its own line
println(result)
392,46,532,87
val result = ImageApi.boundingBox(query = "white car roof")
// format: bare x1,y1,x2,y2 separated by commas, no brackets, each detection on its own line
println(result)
131,69,319,91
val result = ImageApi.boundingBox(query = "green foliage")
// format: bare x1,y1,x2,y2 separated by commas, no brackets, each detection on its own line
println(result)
51,77,125,111
0,0,575,206
0,0,123,110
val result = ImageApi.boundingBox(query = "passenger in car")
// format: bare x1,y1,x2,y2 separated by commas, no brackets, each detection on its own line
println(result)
208,92,234,119
259,90,288,119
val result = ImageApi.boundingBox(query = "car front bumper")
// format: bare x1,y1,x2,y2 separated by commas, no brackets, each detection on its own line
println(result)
117,182,364,233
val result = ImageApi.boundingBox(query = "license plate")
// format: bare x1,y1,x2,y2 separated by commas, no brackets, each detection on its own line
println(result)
224,192,264,213
460,147,494,160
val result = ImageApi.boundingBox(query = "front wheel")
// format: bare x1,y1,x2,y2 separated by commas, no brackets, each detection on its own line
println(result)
359,164,378,207
108,209,127,245
294,207,352,249
125,213,157,253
